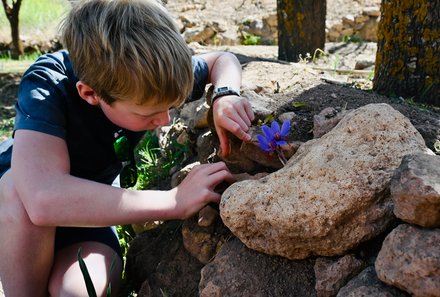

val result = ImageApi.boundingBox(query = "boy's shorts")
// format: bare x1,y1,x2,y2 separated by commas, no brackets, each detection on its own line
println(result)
55,226,123,261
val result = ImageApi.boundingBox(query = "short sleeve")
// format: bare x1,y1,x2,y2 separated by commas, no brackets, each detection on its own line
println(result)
14,51,73,139
188,56,209,102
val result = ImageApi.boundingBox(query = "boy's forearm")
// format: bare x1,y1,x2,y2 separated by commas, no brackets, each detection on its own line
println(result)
201,52,242,89
19,173,179,227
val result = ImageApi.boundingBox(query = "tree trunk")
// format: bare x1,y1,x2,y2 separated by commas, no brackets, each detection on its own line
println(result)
277,0,326,62
1,0,23,60
373,0,440,107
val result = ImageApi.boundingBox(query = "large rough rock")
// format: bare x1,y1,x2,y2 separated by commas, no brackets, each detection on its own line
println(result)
390,153,440,227
220,103,430,260
199,237,316,297
375,224,440,297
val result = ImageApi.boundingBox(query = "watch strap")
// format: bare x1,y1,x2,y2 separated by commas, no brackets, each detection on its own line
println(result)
206,85,240,106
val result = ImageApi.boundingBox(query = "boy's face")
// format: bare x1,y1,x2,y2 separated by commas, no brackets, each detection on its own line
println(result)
99,97,172,132
76,81,172,131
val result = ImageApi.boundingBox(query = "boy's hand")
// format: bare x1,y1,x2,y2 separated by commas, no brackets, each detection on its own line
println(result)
173,162,234,219
212,95,254,157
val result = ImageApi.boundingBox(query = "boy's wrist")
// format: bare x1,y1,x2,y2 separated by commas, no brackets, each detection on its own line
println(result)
206,85,240,106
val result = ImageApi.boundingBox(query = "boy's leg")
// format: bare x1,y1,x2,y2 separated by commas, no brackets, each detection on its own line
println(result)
48,241,123,297
0,170,55,297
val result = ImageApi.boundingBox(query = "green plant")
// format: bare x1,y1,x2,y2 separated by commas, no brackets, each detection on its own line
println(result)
367,70,375,81
331,55,341,73
342,34,363,43
135,129,190,190
115,224,134,260
77,247,118,297
312,48,329,64
0,118,14,140
241,32,261,45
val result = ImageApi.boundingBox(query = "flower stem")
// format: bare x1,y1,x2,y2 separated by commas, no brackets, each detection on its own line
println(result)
276,148,287,166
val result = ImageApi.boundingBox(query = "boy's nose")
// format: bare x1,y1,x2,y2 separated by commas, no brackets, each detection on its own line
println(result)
152,110,170,127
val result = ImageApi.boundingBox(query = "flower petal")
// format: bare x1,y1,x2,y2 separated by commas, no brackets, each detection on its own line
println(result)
257,134,273,152
275,140,287,146
271,121,281,134
262,125,274,141
280,120,290,137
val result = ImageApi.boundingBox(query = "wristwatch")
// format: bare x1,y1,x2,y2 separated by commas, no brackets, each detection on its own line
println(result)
206,85,240,106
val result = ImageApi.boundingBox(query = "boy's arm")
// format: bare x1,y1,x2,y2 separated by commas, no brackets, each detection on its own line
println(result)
12,130,231,227
199,52,255,157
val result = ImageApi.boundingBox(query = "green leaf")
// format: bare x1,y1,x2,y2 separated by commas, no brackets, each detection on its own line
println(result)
292,101,306,108
77,247,98,297
106,253,118,296
106,283,112,297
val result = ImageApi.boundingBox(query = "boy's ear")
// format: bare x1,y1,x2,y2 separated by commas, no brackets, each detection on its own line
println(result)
76,81,100,106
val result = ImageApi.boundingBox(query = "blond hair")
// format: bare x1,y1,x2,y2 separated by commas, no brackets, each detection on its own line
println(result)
60,0,193,106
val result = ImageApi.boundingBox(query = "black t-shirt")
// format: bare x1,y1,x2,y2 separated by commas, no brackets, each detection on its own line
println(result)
0,50,208,183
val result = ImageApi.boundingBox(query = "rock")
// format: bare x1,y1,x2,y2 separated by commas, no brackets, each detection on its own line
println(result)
375,224,440,297
354,60,375,70
198,205,219,227
199,237,316,297
125,221,204,297
336,266,410,297
358,18,379,42
179,98,209,130
391,153,440,227
171,162,200,188
183,24,218,44
196,130,216,164
313,107,348,138
314,255,365,297
240,89,274,118
363,7,381,17
342,15,355,27
138,280,152,297
220,103,429,260
182,213,230,264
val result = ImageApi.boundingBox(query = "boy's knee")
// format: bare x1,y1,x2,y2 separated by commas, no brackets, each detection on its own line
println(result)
49,264,120,297
48,243,123,297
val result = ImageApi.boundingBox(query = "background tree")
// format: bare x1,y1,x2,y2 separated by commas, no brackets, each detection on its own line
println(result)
277,0,326,62
1,0,23,60
373,0,439,107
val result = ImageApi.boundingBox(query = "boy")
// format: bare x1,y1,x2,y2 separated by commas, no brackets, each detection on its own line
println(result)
0,0,254,296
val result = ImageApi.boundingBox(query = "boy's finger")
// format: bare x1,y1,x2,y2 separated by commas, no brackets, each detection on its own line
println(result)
208,168,234,186
221,114,249,138
244,101,255,121
237,107,252,127
216,128,230,157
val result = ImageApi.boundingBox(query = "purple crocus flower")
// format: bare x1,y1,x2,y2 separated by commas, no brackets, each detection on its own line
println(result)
257,120,290,152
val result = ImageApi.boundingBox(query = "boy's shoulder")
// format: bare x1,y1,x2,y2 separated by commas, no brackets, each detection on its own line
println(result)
24,50,76,82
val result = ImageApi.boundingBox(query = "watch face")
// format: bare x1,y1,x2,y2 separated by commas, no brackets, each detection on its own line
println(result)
208,86,240,106
217,86,229,92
